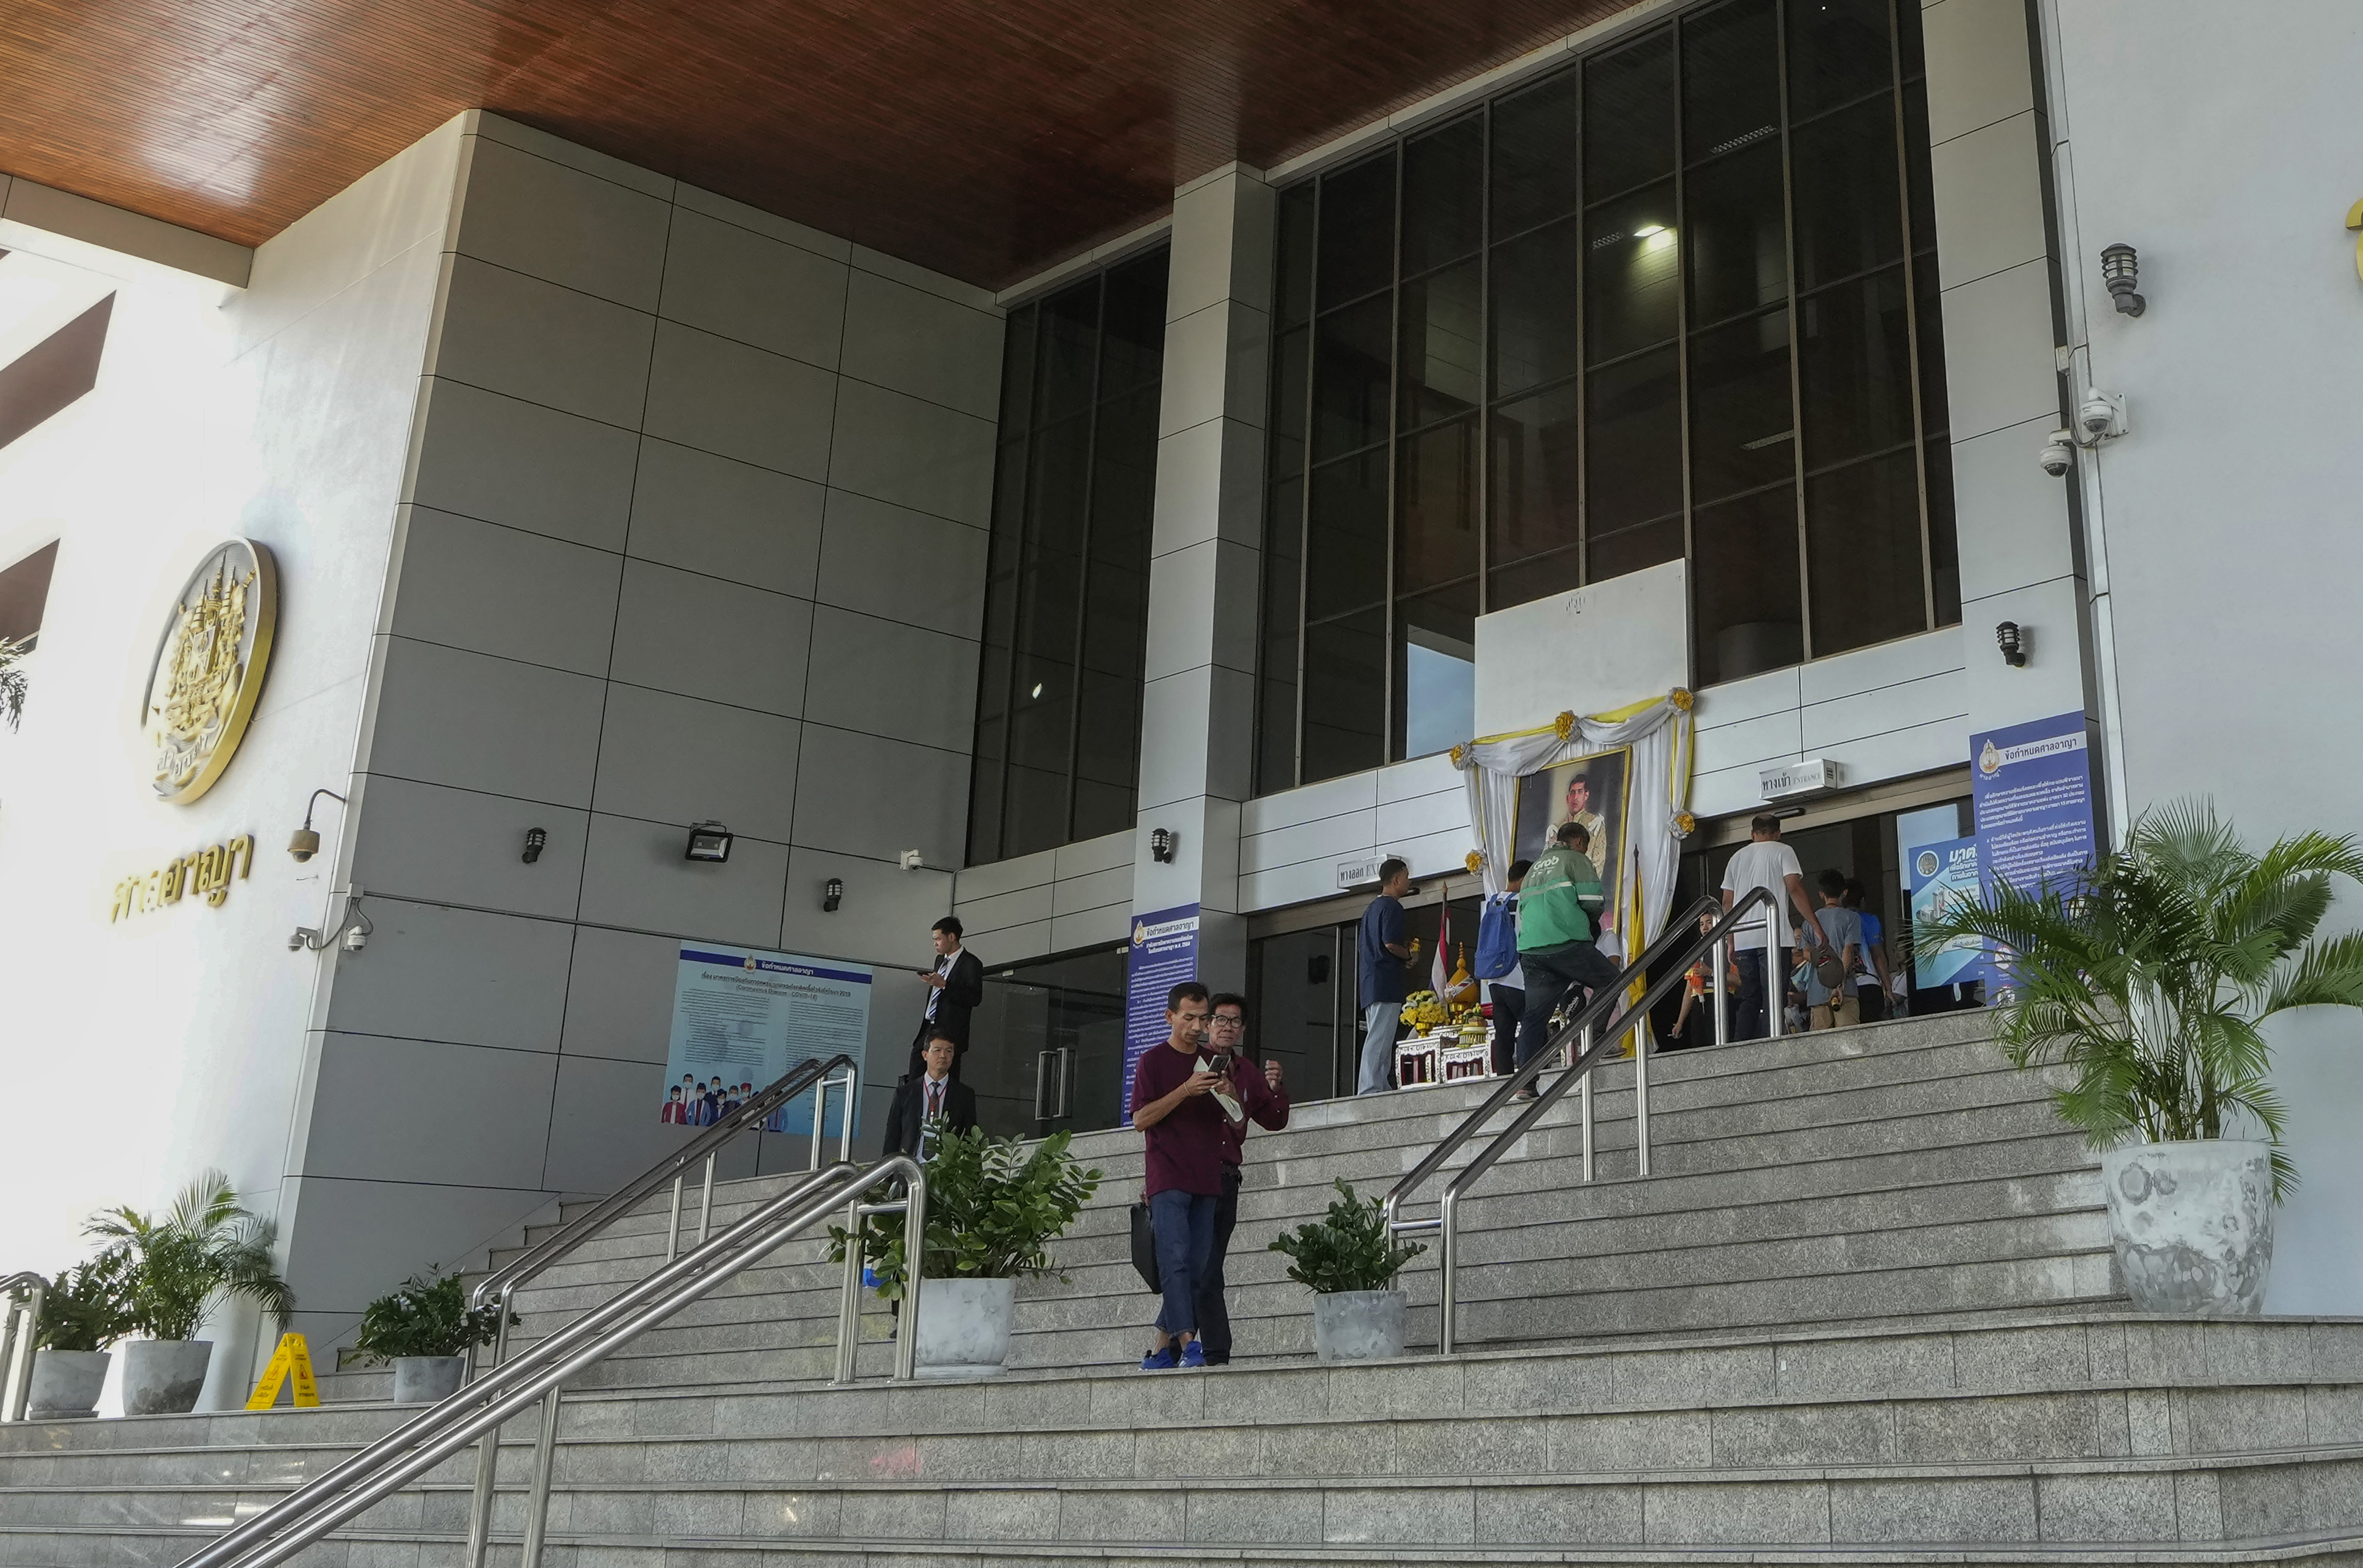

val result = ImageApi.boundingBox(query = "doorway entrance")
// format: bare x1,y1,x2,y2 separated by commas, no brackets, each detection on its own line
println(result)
962,945,1129,1138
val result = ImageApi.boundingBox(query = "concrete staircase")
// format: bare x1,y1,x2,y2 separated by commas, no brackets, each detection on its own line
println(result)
10,1009,2363,1565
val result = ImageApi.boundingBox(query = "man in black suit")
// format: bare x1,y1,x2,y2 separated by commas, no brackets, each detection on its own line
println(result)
882,1033,978,1160
907,915,984,1081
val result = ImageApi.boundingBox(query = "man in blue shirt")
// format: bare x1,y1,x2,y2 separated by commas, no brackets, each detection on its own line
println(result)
1356,858,1418,1094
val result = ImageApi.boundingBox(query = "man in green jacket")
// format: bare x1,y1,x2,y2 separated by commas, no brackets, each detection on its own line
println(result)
1512,820,1623,1079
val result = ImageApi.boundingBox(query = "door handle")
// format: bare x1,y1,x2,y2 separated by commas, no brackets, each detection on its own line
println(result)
1054,1046,1074,1120
1032,1050,1055,1120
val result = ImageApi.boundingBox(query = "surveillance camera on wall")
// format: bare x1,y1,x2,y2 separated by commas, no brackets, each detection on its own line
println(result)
2039,430,2075,477
2077,389,2127,441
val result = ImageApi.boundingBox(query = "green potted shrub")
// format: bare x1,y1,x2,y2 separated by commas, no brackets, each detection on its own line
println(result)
1919,801,2363,1314
1268,1179,1427,1362
88,1171,294,1414
352,1268,514,1403
28,1254,134,1418
831,1127,1100,1376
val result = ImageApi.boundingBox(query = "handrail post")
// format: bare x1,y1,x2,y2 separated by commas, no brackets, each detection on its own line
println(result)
1578,1026,1595,1183
838,1067,858,1166
1714,937,1733,1047
1,1282,40,1422
1437,1188,1460,1356
461,1287,514,1568
517,1386,563,1568
893,1172,926,1382
1633,1017,1652,1179
663,1174,685,1264
696,1153,717,1247
832,1206,864,1385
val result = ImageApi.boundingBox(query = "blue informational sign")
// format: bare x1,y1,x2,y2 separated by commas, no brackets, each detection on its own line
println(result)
661,943,873,1135
1970,711,2101,897
1906,835,1990,988
1120,904,1201,1128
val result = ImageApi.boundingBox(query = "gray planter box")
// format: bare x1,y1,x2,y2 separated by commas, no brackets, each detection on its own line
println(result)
121,1340,212,1416
391,1355,467,1404
913,1277,1015,1377
2102,1138,2276,1315
1311,1289,1408,1362
28,1349,110,1419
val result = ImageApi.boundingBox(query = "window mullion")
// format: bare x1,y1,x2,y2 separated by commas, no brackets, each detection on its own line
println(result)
1776,0,1815,664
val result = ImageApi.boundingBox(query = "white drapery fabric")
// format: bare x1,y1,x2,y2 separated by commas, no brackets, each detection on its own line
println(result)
1450,690,1697,966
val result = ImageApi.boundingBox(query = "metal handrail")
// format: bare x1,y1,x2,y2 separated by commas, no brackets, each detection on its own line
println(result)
1384,888,1776,1353
177,1155,926,1568
0,1272,46,1422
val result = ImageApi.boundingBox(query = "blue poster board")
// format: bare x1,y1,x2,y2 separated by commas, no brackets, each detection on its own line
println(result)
661,943,873,1135
1121,905,1201,1128
1906,835,1990,988
1970,711,2101,897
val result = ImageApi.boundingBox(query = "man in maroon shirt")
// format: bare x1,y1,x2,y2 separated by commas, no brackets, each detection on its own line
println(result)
1129,981,1227,1370
1197,992,1288,1365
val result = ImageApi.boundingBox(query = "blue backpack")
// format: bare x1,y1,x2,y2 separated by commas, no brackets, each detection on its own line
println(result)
1474,894,1519,981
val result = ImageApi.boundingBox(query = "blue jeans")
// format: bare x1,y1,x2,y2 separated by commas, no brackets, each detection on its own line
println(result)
1148,1188,1218,1337
1358,1001,1402,1094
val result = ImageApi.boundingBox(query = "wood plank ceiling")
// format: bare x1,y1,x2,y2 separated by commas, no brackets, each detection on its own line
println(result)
4,0,1634,290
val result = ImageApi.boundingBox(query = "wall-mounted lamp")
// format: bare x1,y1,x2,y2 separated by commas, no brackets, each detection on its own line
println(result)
288,788,347,861
684,822,734,863
522,827,547,864
1150,826,1176,864
2100,242,2145,316
823,876,844,912
1996,621,2028,667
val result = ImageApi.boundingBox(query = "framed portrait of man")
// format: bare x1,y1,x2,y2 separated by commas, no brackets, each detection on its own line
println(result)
1513,747,1634,917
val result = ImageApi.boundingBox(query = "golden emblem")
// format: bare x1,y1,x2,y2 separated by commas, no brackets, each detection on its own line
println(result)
142,540,278,804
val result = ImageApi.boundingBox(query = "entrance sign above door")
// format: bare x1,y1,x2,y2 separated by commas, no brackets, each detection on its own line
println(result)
1759,757,1845,800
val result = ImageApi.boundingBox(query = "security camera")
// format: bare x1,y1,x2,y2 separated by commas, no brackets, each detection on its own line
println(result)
2038,430,2075,477
2077,389,2126,441
343,924,367,953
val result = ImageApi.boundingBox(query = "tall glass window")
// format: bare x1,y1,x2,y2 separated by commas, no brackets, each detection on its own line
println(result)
969,247,1169,863
1256,0,1954,792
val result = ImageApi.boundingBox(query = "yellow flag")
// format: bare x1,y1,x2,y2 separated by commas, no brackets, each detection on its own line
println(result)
244,1332,321,1410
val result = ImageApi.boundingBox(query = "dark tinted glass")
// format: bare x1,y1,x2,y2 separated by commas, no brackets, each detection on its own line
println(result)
1896,0,1927,81
1586,346,1683,534
1913,250,1948,436
1685,142,1786,327
1026,413,1093,556
1798,267,1915,468
1788,0,1894,120
1488,380,1582,575
1488,541,1583,615
1088,386,1158,539
1392,581,1479,759
1902,79,1937,251
1395,417,1479,594
1688,306,1795,505
1035,281,1099,424
1401,116,1484,275
1806,448,1925,654
1304,448,1391,620
1270,325,1309,477
1310,294,1393,461
1588,516,1684,582
1585,30,1676,201
1925,438,1960,626
1099,251,1168,394
1586,182,1681,363
1398,260,1483,430
1318,152,1398,306
997,304,1037,439
1490,217,1581,399
1257,477,1305,791
1791,94,1904,290
1301,609,1386,782
1692,485,1802,683
1275,182,1318,329
1491,69,1583,238
1682,0,1780,165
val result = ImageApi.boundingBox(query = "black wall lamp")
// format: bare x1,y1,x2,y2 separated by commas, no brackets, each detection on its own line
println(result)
288,788,346,861
1150,826,1176,864
522,827,547,864
1996,621,2028,667
823,876,844,912
2100,242,2145,316
684,821,734,863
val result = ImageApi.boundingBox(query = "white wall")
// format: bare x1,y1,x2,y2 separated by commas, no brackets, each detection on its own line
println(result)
2038,0,2363,1311
0,118,466,1406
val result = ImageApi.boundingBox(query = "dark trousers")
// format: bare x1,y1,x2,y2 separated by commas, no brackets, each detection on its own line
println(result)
1193,1164,1244,1363
1513,941,1623,1069
1735,947,1785,1041
1855,984,1889,1025
906,1026,965,1082
1149,1188,1218,1337
1488,985,1525,1076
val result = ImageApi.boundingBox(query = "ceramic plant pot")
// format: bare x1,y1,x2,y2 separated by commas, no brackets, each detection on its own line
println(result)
121,1339,212,1416
391,1354,467,1404
912,1276,1016,1377
1310,1288,1408,1362
27,1349,110,1419
2101,1139,2275,1316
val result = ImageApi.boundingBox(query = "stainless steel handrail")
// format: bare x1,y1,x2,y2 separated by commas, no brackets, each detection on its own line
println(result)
1383,888,1775,1353
0,1272,46,1423
176,1155,926,1568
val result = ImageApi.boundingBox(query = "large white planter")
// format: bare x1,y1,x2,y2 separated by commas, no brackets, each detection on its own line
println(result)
2102,1139,2276,1316
121,1339,213,1416
27,1350,110,1419
1311,1289,1408,1362
912,1277,1015,1377
391,1355,467,1404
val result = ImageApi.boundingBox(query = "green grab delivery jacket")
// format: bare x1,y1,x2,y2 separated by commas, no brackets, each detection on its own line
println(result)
1517,844,1606,949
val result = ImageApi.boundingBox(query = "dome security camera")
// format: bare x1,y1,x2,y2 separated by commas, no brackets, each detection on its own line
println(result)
2039,430,2075,477
2077,389,2126,441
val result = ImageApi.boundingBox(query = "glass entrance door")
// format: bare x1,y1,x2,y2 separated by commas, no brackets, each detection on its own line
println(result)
963,947,1129,1138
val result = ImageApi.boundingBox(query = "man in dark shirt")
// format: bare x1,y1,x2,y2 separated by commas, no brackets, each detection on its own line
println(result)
1355,858,1418,1094
1129,981,1226,1370
1195,992,1289,1366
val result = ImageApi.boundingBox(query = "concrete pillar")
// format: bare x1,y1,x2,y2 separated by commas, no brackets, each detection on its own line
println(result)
1130,164,1274,990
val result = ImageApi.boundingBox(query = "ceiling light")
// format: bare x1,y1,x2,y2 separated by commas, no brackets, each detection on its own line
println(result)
1030,682,1043,699
1631,223,1666,238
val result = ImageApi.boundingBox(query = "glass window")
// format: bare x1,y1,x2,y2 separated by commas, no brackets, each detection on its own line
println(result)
969,248,1169,863
1256,0,1954,795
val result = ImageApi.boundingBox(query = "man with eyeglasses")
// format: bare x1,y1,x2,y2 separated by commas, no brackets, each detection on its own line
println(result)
1195,992,1290,1366
1130,982,1227,1370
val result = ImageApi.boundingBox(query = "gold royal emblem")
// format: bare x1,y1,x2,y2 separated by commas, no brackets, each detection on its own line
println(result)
142,540,278,804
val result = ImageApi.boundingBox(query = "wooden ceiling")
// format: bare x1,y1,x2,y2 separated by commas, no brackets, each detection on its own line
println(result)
3,0,1635,290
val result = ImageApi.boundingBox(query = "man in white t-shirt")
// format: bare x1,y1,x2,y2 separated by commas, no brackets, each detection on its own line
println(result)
1718,814,1825,1041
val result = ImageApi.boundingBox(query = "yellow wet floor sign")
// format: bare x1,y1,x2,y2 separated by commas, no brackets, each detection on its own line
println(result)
245,1332,320,1409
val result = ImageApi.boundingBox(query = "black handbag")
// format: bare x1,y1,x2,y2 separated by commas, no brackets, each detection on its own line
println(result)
1129,1202,1161,1293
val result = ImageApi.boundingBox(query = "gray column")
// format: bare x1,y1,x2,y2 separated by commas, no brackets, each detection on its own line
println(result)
1130,163,1274,990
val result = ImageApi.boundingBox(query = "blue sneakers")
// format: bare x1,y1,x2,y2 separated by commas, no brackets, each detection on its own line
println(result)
1139,1344,1178,1371
1178,1339,1208,1369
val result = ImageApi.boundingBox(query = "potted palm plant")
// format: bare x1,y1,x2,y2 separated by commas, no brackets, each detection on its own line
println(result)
28,1254,134,1418
88,1171,294,1414
1920,801,2363,1315
352,1268,514,1403
1269,1180,1427,1361
830,1127,1100,1376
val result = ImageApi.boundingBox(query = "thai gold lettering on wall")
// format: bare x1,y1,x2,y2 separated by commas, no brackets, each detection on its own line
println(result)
142,540,278,805
2348,198,2363,284
111,836,255,921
